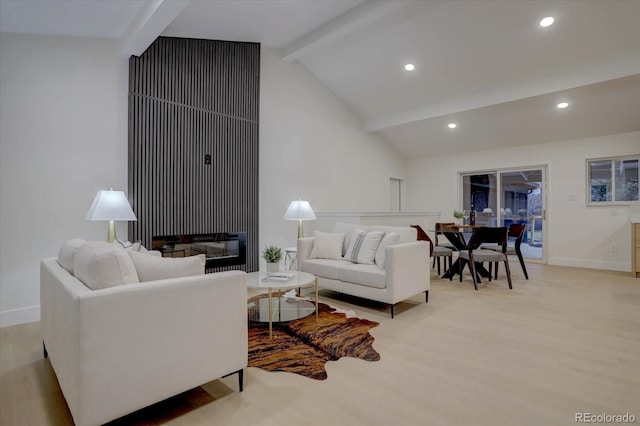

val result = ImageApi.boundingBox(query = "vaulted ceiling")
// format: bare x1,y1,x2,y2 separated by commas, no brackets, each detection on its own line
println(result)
2,0,639,157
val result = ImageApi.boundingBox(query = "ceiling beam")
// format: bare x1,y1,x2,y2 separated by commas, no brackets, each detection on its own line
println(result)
120,0,190,57
364,55,640,132
281,0,418,62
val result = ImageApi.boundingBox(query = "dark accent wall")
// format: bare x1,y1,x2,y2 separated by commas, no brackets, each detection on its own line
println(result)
128,37,260,272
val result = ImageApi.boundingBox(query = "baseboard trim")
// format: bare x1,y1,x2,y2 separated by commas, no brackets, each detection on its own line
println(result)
550,257,630,272
1,306,40,328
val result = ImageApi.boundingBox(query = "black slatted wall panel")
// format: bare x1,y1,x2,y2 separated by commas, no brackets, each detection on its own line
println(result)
128,37,260,272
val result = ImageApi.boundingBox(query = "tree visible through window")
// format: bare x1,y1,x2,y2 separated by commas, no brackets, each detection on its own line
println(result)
588,157,639,204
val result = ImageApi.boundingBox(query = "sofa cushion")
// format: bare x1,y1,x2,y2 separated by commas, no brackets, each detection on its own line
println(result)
129,251,206,282
58,238,87,274
345,229,384,265
309,231,345,260
301,259,353,281
375,232,400,270
337,263,386,289
74,241,140,290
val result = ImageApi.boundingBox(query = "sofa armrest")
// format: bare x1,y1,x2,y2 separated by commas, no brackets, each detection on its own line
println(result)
386,241,430,303
296,237,315,271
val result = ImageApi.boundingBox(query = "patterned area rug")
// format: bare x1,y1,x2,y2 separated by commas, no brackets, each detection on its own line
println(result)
248,294,380,380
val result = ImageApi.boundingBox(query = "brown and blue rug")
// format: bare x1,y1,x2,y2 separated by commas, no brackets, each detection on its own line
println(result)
248,294,380,380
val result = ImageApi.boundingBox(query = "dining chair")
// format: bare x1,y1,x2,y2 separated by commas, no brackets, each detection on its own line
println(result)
458,226,512,290
434,222,458,268
483,223,528,279
411,225,453,275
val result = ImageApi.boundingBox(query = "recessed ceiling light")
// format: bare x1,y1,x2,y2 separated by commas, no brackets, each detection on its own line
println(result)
404,63,415,71
557,102,569,109
539,16,555,27
448,123,457,129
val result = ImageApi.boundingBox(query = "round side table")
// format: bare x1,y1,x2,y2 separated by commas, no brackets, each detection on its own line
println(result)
246,271,317,338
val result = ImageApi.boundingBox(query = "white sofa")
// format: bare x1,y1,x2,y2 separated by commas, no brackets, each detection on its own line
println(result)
40,241,247,426
297,222,430,317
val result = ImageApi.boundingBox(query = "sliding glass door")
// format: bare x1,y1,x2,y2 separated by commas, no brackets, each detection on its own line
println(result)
461,167,546,262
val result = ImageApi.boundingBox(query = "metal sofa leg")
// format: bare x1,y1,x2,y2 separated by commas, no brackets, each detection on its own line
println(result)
222,368,244,392
43,341,48,358
425,290,429,303
390,304,394,318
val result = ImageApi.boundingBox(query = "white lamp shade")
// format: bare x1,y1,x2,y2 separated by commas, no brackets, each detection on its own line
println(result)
86,190,137,221
283,200,316,221
482,208,494,214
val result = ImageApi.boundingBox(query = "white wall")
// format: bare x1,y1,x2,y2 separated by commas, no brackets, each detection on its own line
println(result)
0,34,129,326
405,131,640,272
259,47,407,264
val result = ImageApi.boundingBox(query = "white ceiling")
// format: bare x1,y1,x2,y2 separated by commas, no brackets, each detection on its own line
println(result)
2,0,639,158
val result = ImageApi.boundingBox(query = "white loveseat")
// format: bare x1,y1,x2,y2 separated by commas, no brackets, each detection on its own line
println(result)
297,222,430,317
40,240,247,426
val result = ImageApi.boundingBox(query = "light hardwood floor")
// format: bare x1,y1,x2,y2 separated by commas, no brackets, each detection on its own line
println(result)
2,263,639,425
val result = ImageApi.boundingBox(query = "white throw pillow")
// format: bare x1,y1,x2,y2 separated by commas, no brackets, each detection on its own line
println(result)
129,251,206,282
58,238,87,274
375,232,400,270
309,231,345,260
344,229,366,262
74,241,140,290
353,231,385,265
334,222,371,255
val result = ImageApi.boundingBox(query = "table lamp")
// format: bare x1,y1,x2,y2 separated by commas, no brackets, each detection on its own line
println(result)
283,200,316,239
86,188,137,243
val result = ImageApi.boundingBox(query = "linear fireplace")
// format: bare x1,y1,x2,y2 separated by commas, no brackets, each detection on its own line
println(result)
151,232,247,269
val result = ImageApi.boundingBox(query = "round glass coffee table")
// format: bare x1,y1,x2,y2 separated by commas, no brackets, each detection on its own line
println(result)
246,271,317,338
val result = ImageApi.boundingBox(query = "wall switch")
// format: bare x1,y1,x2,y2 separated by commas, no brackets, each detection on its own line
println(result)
204,154,211,165
568,193,576,201
610,209,617,216
610,244,618,253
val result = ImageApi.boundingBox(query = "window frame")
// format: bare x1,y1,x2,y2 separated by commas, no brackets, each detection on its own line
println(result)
586,155,640,206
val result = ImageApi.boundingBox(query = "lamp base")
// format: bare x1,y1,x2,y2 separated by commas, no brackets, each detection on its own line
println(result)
297,220,304,239
107,220,116,243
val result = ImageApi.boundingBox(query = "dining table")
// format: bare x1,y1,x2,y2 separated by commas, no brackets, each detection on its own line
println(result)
434,225,492,281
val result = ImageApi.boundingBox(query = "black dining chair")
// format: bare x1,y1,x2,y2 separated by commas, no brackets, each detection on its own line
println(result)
458,226,512,290
484,223,529,279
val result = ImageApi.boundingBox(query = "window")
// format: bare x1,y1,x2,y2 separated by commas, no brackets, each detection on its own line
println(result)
587,156,639,204
459,167,546,261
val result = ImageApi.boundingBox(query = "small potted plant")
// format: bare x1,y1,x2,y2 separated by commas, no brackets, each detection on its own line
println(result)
453,210,465,225
262,245,283,273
